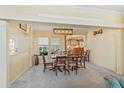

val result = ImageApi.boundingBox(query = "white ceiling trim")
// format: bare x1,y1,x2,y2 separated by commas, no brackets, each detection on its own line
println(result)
38,13,124,28
1,13,124,28
38,13,105,22
65,5,124,15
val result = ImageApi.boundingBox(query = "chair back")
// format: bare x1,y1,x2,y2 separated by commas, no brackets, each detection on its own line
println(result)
67,56,78,64
77,56,84,63
56,56,67,64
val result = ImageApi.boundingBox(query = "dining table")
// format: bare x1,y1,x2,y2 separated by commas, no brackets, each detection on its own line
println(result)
50,54,86,72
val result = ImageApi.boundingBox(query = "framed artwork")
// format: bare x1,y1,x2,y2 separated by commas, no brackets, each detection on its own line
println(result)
19,23,29,34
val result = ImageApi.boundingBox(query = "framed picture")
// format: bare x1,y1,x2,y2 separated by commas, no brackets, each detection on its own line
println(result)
19,23,28,34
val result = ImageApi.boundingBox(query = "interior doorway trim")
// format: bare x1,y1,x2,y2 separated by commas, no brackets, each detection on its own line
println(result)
0,20,7,88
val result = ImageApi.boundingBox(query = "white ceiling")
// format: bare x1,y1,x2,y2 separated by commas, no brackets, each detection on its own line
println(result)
28,5,124,31
27,5,124,32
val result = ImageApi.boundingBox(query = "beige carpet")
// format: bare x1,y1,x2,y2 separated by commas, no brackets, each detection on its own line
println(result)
10,63,119,88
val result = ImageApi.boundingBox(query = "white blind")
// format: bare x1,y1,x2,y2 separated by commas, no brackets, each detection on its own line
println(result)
38,37,48,45
51,38,60,45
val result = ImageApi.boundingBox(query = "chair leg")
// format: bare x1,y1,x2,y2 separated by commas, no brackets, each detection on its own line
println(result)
68,66,70,75
84,58,86,69
55,67,58,76
80,62,83,68
68,70,70,75
76,62,78,75
64,66,66,75
88,57,89,62
52,64,53,69
76,70,77,75
43,66,45,72
75,67,78,75
84,62,86,69
72,66,73,71
56,70,57,76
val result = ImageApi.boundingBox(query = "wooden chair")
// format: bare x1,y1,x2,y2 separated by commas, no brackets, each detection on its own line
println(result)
67,55,86,75
85,50,90,62
67,56,79,75
42,55,53,72
77,56,86,69
54,56,67,76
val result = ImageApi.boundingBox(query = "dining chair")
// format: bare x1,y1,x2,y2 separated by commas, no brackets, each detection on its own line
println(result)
67,56,79,75
54,56,67,76
67,55,86,75
42,55,53,72
77,56,86,69
85,50,90,62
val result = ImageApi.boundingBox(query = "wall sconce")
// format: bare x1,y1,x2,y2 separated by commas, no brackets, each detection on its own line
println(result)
93,29,103,36
93,31,97,36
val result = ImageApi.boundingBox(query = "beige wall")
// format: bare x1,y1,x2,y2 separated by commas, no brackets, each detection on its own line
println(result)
87,28,124,74
121,31,124,74
0,21,7,87
7,21,32,85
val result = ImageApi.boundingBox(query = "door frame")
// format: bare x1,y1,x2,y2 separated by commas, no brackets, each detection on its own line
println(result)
0,21,7,88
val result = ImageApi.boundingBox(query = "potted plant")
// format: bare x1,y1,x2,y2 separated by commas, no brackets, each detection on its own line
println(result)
51,48,59,55
39,47,48,55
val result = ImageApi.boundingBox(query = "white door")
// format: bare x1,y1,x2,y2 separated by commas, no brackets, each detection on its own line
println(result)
0,21,7,88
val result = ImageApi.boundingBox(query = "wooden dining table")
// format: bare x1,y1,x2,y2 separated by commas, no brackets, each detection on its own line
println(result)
51,54,67,59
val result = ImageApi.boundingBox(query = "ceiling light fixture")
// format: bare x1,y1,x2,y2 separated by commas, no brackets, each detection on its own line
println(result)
53,28,73,35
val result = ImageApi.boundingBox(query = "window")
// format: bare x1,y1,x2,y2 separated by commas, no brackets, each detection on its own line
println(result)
37,37,49,55
51,38,61,55
9,33,17,55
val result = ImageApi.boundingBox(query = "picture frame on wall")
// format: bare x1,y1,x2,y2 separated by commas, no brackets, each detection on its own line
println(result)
19,23,29,34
